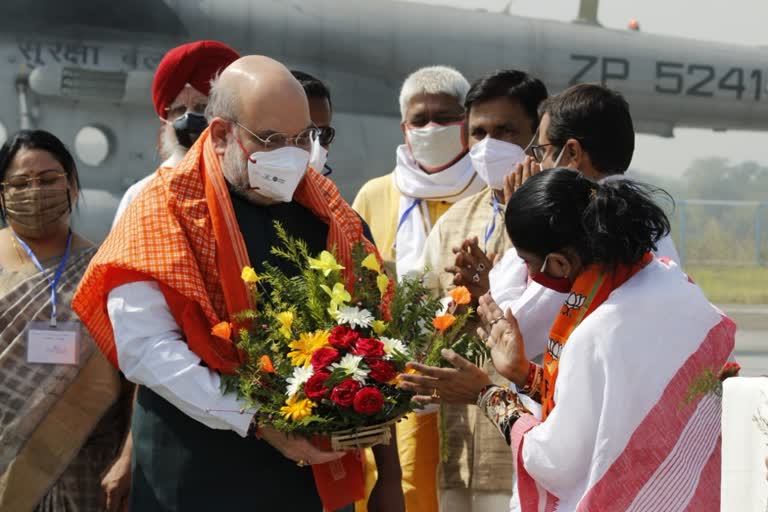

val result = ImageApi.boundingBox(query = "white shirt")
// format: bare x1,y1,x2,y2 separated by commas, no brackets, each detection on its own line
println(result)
111,153,184,228
107,281,254,436
489,234,681,363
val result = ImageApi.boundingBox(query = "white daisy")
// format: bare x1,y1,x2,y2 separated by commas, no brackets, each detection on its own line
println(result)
331,353,369,384
335,306,374,329
286,365,314,397
381,337,409,359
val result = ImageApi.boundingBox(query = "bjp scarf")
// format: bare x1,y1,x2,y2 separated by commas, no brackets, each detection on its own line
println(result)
541,252,654,419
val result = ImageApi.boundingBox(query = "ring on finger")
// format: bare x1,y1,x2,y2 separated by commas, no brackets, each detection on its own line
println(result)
490,316,504,327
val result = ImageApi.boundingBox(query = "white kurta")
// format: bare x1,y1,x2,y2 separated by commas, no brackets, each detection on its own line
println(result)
107,281,253,436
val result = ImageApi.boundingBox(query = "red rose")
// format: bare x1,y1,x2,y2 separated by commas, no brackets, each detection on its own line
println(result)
310,347,340,371
353,387,385,415
304,371,331,401
330,379,361,408
367,359,397,383
329,326,359,350
353,338,385,359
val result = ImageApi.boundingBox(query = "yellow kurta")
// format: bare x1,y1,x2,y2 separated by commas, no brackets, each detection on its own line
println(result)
352,172,451,275
352,171,451,512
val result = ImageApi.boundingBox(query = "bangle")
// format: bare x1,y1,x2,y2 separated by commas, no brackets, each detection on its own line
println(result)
476,383,500,409
519,362,543,398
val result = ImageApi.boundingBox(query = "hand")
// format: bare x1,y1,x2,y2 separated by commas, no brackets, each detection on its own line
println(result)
101,453,131,512
258,425,345,466
503,156,542,203
476,293,529,386
445,237,497,304
367,474,405,512
398,349,493,405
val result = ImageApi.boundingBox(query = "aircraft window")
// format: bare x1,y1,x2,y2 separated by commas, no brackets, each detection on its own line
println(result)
0,121,6,146
74,125,111,167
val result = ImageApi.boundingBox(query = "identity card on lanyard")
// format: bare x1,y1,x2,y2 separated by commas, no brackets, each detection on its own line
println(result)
17,231,80,366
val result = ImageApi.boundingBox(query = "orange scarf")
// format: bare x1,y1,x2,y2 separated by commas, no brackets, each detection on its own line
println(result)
541,253,653,420
73,128,385,509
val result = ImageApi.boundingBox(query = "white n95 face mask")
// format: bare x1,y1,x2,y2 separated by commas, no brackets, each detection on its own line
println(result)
469,138,526,190
247,146,310,203
307,137,328,176
406,122,466,172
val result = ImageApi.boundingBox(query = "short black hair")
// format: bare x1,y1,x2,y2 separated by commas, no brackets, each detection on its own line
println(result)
291,70,332,112
0,129,80,222
505,169,670,268
540,84,634,174
464,69,549,132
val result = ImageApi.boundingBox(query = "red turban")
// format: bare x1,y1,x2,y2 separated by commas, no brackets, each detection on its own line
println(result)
152,40,240,118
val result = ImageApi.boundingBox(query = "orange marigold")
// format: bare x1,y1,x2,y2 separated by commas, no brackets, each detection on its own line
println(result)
433,314,456,331
211,321,232,340
260,355,276,374
449,286,471,305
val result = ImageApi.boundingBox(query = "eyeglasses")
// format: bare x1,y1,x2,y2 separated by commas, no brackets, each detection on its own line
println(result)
165,102,207,120
530,144,556,164
1,170,68,191
317,126,335,146
235,122,319,151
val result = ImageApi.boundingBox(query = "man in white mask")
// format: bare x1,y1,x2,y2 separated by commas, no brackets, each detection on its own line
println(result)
351,65,478,512
487,84,680,333
353,66,483,280
99,39,239,511
74,56,404,511
416,70,548,512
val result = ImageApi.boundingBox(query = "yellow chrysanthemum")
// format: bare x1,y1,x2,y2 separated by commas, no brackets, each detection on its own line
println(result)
241,266,260,283
280,394,315,421
361,253,381,273
372,320,388,336
276,311,294,339
376,274,390,297
308,250,345,276
287,330,331,367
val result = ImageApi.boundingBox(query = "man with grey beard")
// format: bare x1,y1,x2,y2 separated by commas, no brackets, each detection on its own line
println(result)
74,55,404,511
111,40,239,226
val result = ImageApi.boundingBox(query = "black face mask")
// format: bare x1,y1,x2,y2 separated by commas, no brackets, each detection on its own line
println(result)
172,112,208,148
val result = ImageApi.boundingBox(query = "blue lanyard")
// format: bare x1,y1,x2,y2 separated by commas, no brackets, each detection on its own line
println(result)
484,195,504,251
13,231,73,327
396,198,423,235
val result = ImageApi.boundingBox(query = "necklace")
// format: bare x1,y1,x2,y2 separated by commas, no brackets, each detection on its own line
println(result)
10,233,27,264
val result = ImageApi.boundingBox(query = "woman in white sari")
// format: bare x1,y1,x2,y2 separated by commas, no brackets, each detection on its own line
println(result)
0,130,132,511
400,169,735,511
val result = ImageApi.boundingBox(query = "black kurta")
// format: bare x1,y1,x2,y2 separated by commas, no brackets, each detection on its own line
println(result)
129,195,329,511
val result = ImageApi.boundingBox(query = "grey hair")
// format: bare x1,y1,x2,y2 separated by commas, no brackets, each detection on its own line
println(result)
205,73,239,122
398,66,470,120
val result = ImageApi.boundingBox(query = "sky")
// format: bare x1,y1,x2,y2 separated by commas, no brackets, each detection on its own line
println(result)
403,0,768,178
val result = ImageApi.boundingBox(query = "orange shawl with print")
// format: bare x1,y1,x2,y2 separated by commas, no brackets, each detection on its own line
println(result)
541,253,654,419
72,128,384,510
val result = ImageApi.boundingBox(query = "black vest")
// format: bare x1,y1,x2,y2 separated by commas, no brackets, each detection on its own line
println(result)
129,196,329,512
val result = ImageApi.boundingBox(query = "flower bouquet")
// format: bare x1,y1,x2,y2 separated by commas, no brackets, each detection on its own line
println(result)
218,223,488,449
